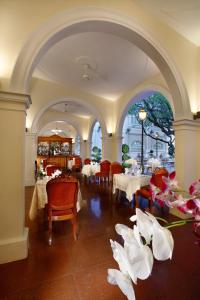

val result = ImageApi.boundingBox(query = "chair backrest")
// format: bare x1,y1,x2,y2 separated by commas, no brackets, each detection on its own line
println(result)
150,172,168,191
46,176,78,209
84,158,91,165
74,156,82,167
154,167,169,177
100,160,111,173
43,159,48,169
110,162,123,175
45,165,60,176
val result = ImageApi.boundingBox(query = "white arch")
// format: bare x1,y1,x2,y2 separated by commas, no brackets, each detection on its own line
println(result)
31,96,107,138
116,84,174,136
10,7,191,120
36,118,80,138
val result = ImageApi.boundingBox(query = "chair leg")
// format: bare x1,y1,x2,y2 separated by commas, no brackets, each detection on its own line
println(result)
71,217,77,241
48,217,52,245
135,192,140,208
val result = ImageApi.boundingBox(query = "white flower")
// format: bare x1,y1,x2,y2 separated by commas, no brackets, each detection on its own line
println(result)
125,226,153,281
107,269,135,300
130,208,174,261
110,240,137,283
146,212,174,260
114,224,153,281
130,209,152,244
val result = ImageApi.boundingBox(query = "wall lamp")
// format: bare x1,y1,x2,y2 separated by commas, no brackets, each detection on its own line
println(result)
193,111,200,120
108,133,113,137
83,139,87,142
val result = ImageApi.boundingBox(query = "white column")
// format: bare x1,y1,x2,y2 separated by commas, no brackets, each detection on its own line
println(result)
25,132,37,186
102,135,123,162
0,91,31,263
80,139,91,159
174,119,200,189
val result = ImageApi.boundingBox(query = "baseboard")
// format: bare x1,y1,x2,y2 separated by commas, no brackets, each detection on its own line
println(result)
0,228,29,264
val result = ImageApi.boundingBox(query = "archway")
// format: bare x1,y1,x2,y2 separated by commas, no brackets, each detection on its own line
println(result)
30,96,107,139
120,90,175,172
10,7,191,120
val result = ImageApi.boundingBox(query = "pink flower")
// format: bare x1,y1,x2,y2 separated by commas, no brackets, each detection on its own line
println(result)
189,179,200,196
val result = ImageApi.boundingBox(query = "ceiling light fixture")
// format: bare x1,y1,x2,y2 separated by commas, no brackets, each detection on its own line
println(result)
81,64,90,81
51,122,62,135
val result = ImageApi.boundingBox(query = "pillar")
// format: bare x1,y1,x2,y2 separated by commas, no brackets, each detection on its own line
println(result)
25,132,37,186
174,119,200,189
102,135,123,162
80,139,91,160
0,91,31,263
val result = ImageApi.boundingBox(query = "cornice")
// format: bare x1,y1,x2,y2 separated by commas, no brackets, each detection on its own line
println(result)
173,119,200,131
0,91,31,109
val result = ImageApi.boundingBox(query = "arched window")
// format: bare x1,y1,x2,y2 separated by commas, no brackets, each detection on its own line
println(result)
74,135,80,155
91,121,102,161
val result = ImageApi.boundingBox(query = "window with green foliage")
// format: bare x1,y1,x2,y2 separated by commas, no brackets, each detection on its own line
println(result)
128,92,174,156
91,146,101,163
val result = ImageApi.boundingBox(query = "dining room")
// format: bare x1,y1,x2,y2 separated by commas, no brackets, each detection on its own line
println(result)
1,1,200,299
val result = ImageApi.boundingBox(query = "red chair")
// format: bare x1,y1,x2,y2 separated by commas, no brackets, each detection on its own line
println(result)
45,165,60,176
95,160,111,183
110,162,123,180
135,168,169,211
84,158,91,165
46,176,78,245
72,156,82,171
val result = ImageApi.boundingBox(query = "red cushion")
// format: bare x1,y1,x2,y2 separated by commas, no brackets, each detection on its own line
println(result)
51,209,73,216
138,187,151,199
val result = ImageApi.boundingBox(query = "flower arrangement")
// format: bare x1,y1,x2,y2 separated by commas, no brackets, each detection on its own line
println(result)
37,170,46,179
107,172,200,299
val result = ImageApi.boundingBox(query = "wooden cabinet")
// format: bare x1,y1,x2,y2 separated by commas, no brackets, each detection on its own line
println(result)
37,135,72,169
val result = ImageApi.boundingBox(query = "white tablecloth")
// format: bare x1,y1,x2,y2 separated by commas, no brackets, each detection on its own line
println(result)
81,164,100,177
67,159,75,170
113,173,151,202
29,177,82,220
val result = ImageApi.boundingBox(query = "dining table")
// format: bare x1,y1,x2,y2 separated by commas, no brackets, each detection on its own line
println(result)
29,176,83,220
113,173,151,202
81,163,100,177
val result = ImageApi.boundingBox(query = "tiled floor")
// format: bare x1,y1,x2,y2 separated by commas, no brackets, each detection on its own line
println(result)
0,174,200,300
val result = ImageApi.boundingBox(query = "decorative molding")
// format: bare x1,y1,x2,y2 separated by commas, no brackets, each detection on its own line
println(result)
173,119,200,131
0,91,31,109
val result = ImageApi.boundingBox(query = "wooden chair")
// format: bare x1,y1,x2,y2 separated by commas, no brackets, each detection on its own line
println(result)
153,167,169,176
84,158,91,165
72,156,82,171
135,168,169,211
110,162,123,182
95,160,111,183
46,176,78,245
45,165,60,176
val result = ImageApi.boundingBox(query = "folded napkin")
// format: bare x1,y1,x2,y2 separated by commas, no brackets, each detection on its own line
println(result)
125,158,138,166
51,169,62,178
147,158,161,171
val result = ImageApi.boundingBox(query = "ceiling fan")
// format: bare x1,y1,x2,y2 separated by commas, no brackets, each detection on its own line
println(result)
76,56,108,82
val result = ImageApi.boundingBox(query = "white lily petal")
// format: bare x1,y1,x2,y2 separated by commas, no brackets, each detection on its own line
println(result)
135,209,153,244
152,226,174,260
110,240,128,276
130,215,137,222
125,240,153,280
115,224,137,245
146,212,174,260
107,269,135,300
110,240,138,284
